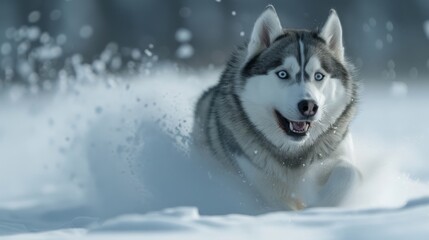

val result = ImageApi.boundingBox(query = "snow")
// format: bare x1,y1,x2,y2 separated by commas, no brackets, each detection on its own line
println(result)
50,9,62,21
28,11,41,23
144,49,153,57
176,44,194,59
35,45,62,60
80,25,94,39
56,34,67,45
1,43,12,55
375,39,383,50
386,21,394,31
175,28,194,59
175,28,192,43
179,7,192,18
424,20,429,40
0,67,429,239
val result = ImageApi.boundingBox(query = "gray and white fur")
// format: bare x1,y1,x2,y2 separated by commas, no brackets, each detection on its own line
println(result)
193,5,360,210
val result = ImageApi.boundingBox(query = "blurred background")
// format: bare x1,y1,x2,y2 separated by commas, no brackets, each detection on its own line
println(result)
0,0,429,90
1,2,429,234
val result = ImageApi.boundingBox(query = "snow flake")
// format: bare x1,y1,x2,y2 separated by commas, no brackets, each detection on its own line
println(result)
144,49,153,57
175,28,192,43
28,11,41,23
79,25,93,39
1,43,12,55
424,21,429,40
386,21,394,31
176,44,194,59
50,9,62,21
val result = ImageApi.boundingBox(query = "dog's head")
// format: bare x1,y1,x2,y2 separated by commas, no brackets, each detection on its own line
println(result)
239,5,356,150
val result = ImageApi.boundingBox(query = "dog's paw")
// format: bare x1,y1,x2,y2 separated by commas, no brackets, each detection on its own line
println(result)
288,196,307,210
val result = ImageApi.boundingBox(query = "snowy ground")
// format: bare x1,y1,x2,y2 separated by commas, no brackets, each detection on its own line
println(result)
0,68,429,239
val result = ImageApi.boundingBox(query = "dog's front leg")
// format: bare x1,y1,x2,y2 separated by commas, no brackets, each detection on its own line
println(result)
316,160,361,207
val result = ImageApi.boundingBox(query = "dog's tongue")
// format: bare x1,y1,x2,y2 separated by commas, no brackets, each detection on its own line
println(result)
292,121,306,131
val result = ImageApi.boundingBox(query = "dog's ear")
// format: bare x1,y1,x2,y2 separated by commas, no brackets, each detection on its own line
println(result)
246,5,283,61
320,9,344,62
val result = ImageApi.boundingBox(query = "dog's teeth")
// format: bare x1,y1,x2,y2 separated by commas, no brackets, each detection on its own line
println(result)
289,122,294,132
288,121,310,134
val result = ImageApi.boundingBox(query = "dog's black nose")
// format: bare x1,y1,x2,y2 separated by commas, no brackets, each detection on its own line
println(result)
298,100,318,117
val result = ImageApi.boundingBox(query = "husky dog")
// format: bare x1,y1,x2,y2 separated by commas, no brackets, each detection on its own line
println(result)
193,5,360,210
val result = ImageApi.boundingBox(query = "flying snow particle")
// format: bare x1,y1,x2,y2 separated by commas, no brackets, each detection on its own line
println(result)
215,0,221,2
18,61,32,77
131,49,141,59
179,7,192,18
17,42,30,55
144,49,153,57
176,44,194,59
28,73,38,84
1,43,12,55
28,11,41,23
362,23,370,33
375,39,383,50
80,25,93,39
93,60,106,73
111,56,122,70
386,34,393,43
5,28,14,39
232,11,237,16
50,9,62,21
240,31,245,37
40,33,51,44
386,21,394,31
369,17,376,27
409,67,418,78
100,49,112,62
390,81,408,97
35,46,62,60
423,20,429,40
27,27,41,40
56,34,67,45
175,28,192,43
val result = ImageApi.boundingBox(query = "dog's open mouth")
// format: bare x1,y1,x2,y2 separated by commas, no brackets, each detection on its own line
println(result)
274,110,310,137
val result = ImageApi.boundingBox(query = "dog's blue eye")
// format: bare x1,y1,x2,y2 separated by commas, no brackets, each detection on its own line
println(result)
314,72,325,81
276,70,289,79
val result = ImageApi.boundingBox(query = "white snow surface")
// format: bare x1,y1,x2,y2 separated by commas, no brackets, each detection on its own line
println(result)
0,68,429,239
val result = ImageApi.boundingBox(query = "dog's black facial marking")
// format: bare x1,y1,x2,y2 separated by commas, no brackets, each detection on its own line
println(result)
241,33,299,78
241,46,285,78
273,31,289,42
240,29,351,89
314,46,350,87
